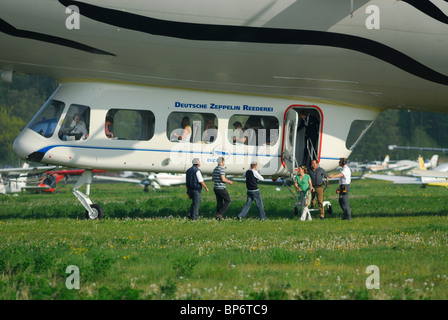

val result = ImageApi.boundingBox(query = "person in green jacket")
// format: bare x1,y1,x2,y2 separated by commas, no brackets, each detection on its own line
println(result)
294,165,314,221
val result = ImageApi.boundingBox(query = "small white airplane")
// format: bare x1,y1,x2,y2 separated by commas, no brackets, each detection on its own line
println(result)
368,154,439,172
433,163,448,173
347,161,367,172
0,168,29,194
0,163,58,194
394,154,439,171
365,155,390,172
119,171,145,179
407,157,448,187
363,156,448,188
0,164,110,194
2,1,448,218
94,172,187,192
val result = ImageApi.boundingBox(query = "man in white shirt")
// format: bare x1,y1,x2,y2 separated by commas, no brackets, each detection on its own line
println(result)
329,158,352,220
69,114,88,140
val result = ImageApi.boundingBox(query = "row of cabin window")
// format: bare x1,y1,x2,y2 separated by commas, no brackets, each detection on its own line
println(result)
58,106,279,145
30,100,372,151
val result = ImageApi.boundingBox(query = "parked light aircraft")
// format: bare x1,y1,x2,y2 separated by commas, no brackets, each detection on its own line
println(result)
0,163,57,194
2,0,448,218
94,172,187,192
0,164,107,194
363,156,448,187
365,155,390,172
367,154,439,172
433,163,448,173
347,161,367,172
44,168,107,192
387,155,438,171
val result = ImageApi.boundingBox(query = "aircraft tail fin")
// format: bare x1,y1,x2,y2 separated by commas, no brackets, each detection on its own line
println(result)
430,155,439,169
382,155,390,166
418,156,426,170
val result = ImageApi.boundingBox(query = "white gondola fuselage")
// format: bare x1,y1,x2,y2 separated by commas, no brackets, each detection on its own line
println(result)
13,81,379,177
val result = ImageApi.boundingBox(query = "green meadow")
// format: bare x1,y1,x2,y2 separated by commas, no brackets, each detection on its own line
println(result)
0,178,447,300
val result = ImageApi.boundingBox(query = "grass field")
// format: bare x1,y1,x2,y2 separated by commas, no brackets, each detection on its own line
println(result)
0,177,447,300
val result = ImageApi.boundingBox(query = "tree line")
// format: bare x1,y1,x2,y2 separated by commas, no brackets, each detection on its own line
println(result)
0,75,447,166
350,108,448,163
0,75,58,166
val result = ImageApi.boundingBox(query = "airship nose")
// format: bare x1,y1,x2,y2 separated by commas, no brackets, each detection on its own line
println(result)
13,128,46,162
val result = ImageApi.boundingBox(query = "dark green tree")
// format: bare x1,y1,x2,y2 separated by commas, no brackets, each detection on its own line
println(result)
0,106,25,165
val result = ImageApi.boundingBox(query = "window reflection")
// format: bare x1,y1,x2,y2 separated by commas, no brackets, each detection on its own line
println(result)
105,109,155,141
228,115,279,146
167,112,218,144
27,100,64,138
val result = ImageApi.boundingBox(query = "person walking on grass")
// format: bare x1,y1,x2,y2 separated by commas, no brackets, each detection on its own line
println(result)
212,157,233,220
309,159,329,220
294,165,313,221
237,162,266,221
185,158,209,220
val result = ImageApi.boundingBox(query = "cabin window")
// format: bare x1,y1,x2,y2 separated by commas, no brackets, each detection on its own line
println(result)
58,104,90,141
105,109,155,141
167,112,218,143
345,120,374,150
228,115,279,146
27,99,65,138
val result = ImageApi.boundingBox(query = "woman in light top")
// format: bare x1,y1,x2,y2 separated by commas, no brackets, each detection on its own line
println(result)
171,116,191,142
294,165,314,221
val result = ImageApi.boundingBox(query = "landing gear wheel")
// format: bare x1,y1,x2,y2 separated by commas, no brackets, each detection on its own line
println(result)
85,204,104,220
327,205,333,215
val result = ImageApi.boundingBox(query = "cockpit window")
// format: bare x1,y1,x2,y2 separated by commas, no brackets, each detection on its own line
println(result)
27,99,64,138
58,104,90,141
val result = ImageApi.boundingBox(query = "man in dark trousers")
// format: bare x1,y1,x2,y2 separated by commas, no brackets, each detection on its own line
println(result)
309,159,329,220
297,110,320,166
186,158,209,220
237,162,266,221
212,157,233,220
329,158,352,220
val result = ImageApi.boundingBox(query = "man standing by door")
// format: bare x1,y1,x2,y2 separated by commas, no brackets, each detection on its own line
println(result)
186,158,209,220
329,158,352,220
212,157,233,220
309,159,329,220
297,110,320,166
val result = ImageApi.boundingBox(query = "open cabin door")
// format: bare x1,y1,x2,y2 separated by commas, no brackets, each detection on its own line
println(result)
282,108,298,175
